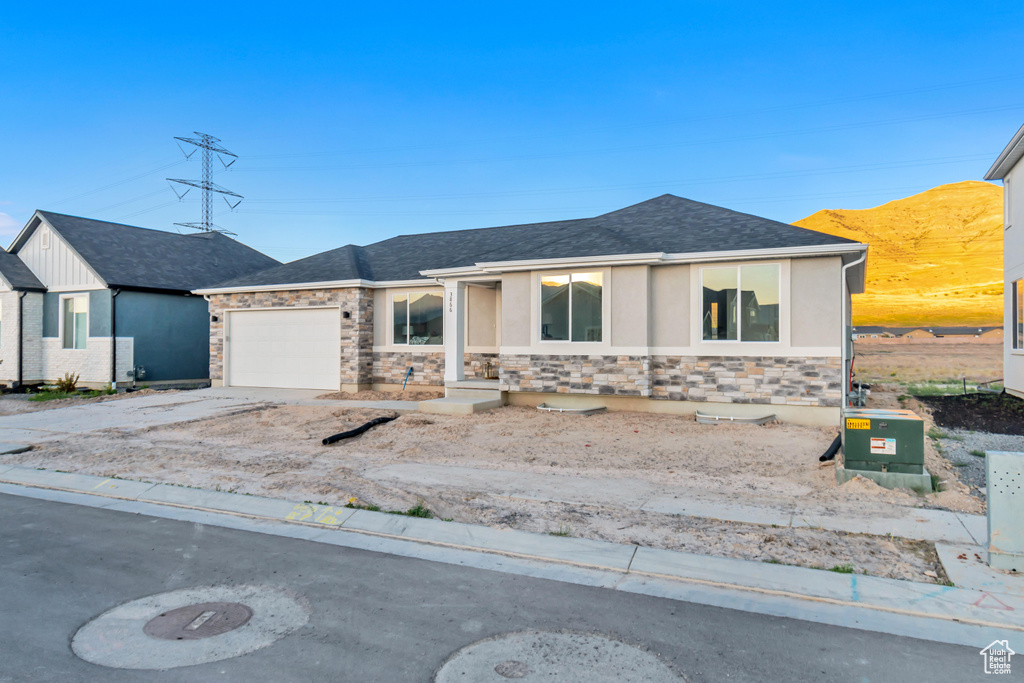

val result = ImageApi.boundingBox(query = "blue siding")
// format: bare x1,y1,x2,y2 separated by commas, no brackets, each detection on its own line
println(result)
115,291,210,381
42,290,112,338
42,293,58,337
89,290,112,337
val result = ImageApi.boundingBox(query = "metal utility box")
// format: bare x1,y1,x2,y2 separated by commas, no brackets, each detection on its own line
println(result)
842,408,925,474
987,451,1024,571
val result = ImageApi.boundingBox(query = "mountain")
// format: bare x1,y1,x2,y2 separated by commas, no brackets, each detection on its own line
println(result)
793,181,1004,326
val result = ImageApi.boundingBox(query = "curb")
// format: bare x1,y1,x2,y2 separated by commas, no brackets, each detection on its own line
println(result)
1,465,1021,637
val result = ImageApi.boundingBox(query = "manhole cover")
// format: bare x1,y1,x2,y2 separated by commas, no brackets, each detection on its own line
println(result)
144,602,253,640
435,630,682,682
72,585,309,670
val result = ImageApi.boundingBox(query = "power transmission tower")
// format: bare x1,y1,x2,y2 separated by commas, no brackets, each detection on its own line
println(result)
167,132,243,236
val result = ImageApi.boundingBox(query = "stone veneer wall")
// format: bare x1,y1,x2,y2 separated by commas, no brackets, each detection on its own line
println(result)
651,356,841,407
498,355,651,396
371,351,499,386
497,353,841,407
372,351,444,386
207,288,373,387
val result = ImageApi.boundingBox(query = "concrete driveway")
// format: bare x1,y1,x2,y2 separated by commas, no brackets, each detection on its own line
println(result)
0,387,331,448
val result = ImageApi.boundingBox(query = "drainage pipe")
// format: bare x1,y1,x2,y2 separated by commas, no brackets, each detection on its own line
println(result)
402,367,413,390
818,433,842,462
840,251,868,409
322,416,397,445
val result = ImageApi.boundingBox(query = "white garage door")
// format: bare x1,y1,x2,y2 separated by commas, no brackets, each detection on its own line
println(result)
227,308,340,390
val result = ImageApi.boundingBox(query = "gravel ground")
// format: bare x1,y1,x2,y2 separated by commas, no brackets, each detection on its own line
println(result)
936,428,1024,499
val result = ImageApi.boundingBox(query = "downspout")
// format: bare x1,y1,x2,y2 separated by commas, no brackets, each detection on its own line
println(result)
110,289,120,388
840,252,867,410
17,291,27,388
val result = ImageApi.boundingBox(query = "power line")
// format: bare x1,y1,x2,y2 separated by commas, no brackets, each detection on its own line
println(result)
245,74,1024,161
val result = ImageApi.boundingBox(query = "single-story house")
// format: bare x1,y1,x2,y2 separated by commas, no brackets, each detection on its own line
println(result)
196,195,868,425
985,122,1024,399
0,211,278,389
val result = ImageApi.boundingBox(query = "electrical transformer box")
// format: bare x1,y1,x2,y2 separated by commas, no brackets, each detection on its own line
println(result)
842,408,925,474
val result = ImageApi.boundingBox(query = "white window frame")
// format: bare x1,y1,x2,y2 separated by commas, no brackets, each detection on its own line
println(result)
391,291,444,346
538,271,605,344
59,294,89,350
699,263,781,344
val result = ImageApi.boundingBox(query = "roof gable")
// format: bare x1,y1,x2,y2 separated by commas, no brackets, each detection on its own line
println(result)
13,212,280,292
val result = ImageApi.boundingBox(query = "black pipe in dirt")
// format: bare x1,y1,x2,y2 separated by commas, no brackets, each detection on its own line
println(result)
819,434,842,462
322,416,397,445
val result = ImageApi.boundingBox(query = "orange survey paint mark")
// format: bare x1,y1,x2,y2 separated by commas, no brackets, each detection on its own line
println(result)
973,593,1015,611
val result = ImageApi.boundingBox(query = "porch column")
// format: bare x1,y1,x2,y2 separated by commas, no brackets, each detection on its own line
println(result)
443,280,466,382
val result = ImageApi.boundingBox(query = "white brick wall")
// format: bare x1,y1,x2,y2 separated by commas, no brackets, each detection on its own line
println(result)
0,291,20,383
20,293,43,382
36,337,134,386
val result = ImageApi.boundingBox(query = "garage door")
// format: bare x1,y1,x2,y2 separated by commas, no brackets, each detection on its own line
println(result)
226,308,340,390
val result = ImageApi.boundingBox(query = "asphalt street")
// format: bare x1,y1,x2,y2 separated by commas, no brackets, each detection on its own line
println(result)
0,492,988,681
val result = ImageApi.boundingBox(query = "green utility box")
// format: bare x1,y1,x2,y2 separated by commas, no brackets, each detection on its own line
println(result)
842,408,925,474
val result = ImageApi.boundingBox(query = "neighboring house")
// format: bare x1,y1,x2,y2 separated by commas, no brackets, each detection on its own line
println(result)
0,211,278,389
986,122,1024,399
851,326,897,339
196,195,868,425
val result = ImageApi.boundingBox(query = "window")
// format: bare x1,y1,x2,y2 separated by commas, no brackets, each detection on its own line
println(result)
701,264,780,342
392,292,443,345
540,272,603,342
1014,278,1023,350
61,295,88,349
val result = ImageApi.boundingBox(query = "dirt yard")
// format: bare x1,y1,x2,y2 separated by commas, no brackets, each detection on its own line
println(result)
0,388,175,416
2,401,978,584
853,340,1002,383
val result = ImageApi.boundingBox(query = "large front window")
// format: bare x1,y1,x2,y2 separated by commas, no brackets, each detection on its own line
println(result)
540,272,603,342
392,292,443,345
1014,278,1023,350
701,264,780,342
61,295,88,349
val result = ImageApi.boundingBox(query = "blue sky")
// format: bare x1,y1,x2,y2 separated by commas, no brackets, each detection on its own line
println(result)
1,1,1021,262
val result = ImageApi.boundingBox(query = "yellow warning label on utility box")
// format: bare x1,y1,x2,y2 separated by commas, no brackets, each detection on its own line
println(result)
846,418,871,430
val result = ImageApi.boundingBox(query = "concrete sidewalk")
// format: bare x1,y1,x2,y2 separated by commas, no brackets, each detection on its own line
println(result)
1,464,1020,648
365,462,988,545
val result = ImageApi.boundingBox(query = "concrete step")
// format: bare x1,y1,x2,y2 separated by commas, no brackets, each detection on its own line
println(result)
419,397,504,416
446,387,505,399
445,379,500,390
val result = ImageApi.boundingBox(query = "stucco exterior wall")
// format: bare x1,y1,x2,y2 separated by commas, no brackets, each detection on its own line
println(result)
790,256,842,348
610,265,649,347
467,285,498,349
500,272,532,347
649,264,690,347
207,288,374,388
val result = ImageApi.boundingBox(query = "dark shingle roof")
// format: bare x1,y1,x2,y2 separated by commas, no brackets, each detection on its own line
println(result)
0,249,45,290
29,212,279,291
209,194,861,288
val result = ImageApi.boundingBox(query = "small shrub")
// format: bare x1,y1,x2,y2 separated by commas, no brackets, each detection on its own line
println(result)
953,461,970,467
970,449,986,458
927,427,948,440
549,525,572,537
404,503,432,518
55,372,79,394
830,563,855,574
